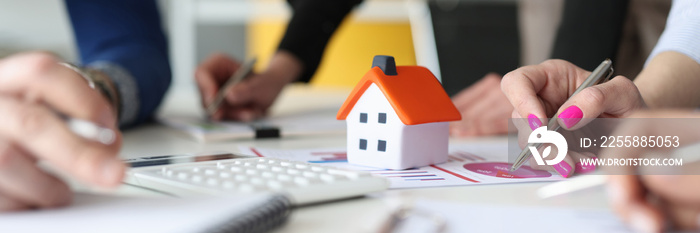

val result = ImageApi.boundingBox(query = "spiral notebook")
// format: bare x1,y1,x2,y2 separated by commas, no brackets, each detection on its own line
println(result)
0,192,291,233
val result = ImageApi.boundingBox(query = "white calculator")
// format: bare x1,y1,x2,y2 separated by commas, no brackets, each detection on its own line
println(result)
123,153,388,205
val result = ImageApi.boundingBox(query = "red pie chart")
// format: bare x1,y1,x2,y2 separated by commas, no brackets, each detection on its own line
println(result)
463,162,552,178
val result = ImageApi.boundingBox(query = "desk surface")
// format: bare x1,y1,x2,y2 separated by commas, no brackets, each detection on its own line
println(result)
115,84,611,233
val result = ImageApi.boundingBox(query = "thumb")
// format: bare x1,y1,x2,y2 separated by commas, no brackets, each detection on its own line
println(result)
555,76,643,130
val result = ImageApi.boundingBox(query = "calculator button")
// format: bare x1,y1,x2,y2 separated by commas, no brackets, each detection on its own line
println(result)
310,166,326,172
243,162,253,167
266,181,284,190
177,172,189,180
280,161,293,167
192,167,202,173
238,184,255,192
204,169,217,176
230,167,243,173
319,174,337,182
286,169,300,175
294,177,310,186
328,169,359,179
222,181,235,190
271,166,284,172
164,170,175,177
219,172,231,178
250,178,265,185
277,174,292,182
261,172,275,178
191,175,203,183
206,178,219,186
303,171,318,178
235,175,248,181
295,164,308,169
246,170,259,176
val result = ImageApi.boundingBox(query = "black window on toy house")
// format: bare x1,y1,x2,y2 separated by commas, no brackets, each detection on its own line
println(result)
359,139,367,150
377,140,386,152
360,113,368,123
378,113,387,124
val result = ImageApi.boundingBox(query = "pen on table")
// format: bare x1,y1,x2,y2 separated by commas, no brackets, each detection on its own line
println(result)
510,59,614,172
65,117,116,145
206,57,258,116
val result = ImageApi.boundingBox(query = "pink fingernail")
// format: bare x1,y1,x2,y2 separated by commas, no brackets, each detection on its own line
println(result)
553,162,573,178
575,160,597,174
558,105,583,128
528,114,542,130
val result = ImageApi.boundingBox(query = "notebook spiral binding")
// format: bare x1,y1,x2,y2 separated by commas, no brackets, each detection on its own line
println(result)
205,194,292,233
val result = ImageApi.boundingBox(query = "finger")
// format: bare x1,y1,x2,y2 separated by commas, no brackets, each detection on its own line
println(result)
0,142,71,208
0,52,115,127
555,76,643,130
607,175,665,233
502,60,593,131
197,53,240,82
195,53,241,109
501,63,553,130
194,67,221,108
0,192,28,211
0,98,124,187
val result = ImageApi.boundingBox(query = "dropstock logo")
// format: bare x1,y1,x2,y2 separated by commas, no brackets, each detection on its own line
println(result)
528,126,568,166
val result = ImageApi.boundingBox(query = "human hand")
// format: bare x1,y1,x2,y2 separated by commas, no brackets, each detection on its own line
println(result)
601,110,700,232
449,73,514,137
0,52,123,211
501,59,645,177
195,51,302,121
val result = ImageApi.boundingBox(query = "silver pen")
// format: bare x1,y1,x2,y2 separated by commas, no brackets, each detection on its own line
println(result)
206,58,257,116
509,59,614,172
66,117,116,145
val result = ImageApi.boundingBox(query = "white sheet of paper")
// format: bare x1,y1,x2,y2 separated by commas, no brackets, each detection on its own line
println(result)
238,144,564,189
160,113,346,142
391,199,632,233
0,192,281,233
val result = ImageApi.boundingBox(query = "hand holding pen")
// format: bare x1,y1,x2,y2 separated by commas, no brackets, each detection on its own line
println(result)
195,51,303,122
501,59,646,177
0,52,124,211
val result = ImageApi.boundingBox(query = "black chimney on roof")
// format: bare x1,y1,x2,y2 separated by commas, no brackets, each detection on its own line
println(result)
371,55,397,76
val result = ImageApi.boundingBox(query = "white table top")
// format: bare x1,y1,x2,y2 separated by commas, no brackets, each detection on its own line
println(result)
112,84,612,233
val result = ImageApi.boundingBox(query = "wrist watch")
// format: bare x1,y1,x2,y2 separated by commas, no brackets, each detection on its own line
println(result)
59,62,121,118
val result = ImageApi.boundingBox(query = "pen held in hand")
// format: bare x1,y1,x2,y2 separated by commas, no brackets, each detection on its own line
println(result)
66,117,116,145
206,58,258,116
510,59,614,172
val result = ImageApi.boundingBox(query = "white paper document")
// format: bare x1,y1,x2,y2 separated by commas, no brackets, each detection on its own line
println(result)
390,199,632,233
160,113,346,142
239,144,564,189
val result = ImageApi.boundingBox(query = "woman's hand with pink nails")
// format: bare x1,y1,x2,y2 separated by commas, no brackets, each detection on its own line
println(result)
501,59,646,177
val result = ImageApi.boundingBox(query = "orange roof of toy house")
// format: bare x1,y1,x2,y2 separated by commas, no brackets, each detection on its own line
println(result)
336,56,461,125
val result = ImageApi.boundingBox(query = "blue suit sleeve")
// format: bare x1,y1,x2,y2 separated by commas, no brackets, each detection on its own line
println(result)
65,0,171,128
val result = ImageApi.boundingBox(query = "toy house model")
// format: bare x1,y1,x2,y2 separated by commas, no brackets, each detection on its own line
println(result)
336,55,461,170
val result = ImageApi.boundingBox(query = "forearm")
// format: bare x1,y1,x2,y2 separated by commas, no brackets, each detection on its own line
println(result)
277,0,361,82
635,0,700,109
65,0,171,128
635,51,700,108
